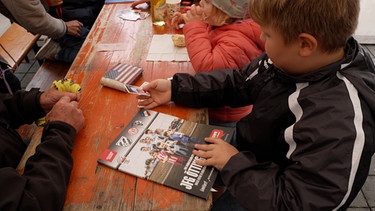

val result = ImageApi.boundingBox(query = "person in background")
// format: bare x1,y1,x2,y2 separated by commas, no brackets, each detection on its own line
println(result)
0,0,83,42
171,0,264,127
0,88,84,210
35,0,104,63
136,0,375,210
0,0,84,93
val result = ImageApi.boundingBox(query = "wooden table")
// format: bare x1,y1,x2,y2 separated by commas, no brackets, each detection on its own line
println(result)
62,3,212,210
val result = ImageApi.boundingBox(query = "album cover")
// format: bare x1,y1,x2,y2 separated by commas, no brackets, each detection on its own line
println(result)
98,109,235,199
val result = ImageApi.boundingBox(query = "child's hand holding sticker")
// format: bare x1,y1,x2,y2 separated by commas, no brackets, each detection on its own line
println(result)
124,84,150,96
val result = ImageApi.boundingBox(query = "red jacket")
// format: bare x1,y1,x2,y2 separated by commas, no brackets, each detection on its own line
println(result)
183,19,264,122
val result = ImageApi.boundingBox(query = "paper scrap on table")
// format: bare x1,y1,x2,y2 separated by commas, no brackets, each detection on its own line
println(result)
95,43,128,52
146,34,190,62
134,2,149,10
118,8,149,21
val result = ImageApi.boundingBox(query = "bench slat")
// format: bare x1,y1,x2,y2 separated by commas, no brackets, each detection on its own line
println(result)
26,60,71,91
0,23,41,70
16,126,42,174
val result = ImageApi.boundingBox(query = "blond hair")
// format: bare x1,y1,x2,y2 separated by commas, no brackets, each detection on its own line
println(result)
248,0,359,52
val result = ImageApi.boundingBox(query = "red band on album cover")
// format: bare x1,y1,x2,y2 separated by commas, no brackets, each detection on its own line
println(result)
210,129,225,139
100,149,118,162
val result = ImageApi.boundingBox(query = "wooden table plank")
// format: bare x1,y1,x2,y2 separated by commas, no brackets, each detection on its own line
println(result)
63,3,211,210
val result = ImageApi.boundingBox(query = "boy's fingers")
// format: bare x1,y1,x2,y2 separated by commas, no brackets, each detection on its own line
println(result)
204,137,221,144
194,158,207,166
193,143,210,151
193,149,208,158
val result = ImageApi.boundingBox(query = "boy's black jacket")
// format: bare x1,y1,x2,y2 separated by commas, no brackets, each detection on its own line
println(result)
170,37,375,210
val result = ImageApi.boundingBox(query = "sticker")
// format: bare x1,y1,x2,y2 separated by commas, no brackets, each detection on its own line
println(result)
128,127,139,135
133,120,144,126
116,136,133,147
141,110,151,117
124,84,150,96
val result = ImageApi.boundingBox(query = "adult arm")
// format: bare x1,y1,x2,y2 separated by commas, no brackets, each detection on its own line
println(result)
1,89,45,128
1,88,81,129
0,88,83,210
1,0,66,39
0,121,76,211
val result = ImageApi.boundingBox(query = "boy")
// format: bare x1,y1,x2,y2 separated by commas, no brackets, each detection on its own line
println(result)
137,0,375,210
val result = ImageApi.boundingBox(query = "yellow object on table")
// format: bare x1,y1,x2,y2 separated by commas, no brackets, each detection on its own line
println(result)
35,79,81,126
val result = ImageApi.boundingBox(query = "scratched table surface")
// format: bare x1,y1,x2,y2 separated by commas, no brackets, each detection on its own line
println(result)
62,3,211,211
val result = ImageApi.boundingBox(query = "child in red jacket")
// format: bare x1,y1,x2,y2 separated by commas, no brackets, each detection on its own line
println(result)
172,0,265,127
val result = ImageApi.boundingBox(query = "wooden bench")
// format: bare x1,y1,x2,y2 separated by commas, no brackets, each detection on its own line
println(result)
0,22,41,70
25,60,71,91
16,60,71,174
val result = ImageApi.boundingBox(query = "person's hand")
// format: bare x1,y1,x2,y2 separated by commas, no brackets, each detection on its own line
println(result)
136,79,172,109
46,0,63,7
181,4,204,23
45,96,85,132
65,20,83,37
193,137,239,171
39,88,81,113
171,12,185,30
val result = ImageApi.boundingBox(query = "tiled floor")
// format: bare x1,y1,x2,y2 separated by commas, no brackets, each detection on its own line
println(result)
13,49,41,89
1,10,375,211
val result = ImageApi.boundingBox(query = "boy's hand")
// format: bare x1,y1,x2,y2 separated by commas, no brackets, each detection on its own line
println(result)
136,79,172,109
193,137,239,171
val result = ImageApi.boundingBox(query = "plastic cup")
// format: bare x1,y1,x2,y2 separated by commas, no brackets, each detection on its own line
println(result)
166,0,181,20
